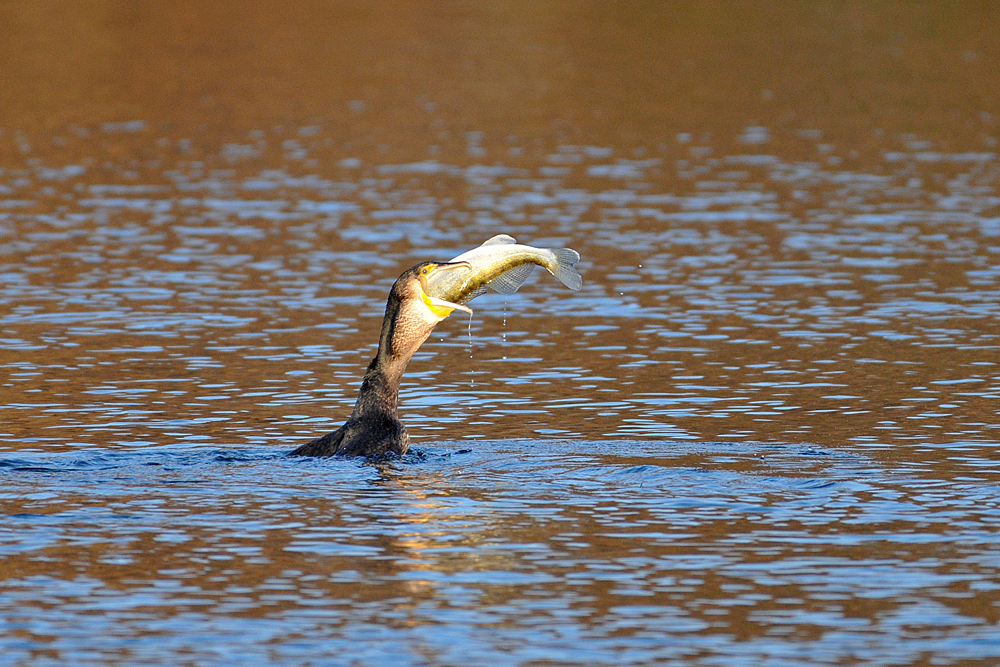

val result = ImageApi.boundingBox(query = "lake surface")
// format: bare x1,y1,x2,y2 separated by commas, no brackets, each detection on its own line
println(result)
2,3,999,665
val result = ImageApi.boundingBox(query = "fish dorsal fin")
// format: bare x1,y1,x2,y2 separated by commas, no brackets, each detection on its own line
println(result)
489,262,535,294
480,234,517,246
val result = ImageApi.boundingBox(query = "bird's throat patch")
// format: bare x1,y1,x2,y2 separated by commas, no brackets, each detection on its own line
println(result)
421,291,455,318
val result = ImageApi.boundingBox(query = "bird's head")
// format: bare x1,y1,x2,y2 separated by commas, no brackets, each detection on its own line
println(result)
378,262,472,361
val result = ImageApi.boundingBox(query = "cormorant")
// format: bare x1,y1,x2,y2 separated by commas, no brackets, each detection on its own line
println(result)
290,261,468,458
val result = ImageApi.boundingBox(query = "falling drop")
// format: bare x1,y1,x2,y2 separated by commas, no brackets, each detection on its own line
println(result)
467,311,474,386
502,300,507,359
502,301,507,344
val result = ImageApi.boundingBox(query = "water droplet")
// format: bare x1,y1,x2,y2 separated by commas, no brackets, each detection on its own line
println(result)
502,301,507,344
467,312,474,386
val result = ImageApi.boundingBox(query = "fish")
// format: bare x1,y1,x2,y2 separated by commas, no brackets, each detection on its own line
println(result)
420,234,582,316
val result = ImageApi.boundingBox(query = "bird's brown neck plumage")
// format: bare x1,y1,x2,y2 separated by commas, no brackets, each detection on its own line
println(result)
352,286,436,419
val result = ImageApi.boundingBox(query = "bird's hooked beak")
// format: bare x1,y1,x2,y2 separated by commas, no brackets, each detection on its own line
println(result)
419,262,473,318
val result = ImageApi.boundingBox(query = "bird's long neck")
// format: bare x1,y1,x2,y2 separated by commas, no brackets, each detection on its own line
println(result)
350,295,428,419
352,360,401,419
351,346,406,423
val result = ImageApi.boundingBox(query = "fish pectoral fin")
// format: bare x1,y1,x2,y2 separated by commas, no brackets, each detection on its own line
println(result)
464,285,488,302
426,294,473,316
480,234,517,246
489,262,535,294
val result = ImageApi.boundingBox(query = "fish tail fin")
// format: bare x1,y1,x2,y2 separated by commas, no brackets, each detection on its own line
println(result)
550,248,583,290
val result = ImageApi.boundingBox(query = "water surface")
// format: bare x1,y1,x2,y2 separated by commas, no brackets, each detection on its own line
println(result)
2,3,1000,665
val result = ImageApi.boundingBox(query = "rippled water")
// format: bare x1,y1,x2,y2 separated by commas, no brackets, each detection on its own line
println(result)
2,441,998,666
3,3,1000,666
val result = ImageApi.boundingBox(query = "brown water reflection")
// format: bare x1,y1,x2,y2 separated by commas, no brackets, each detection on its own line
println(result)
2,2,1000,666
